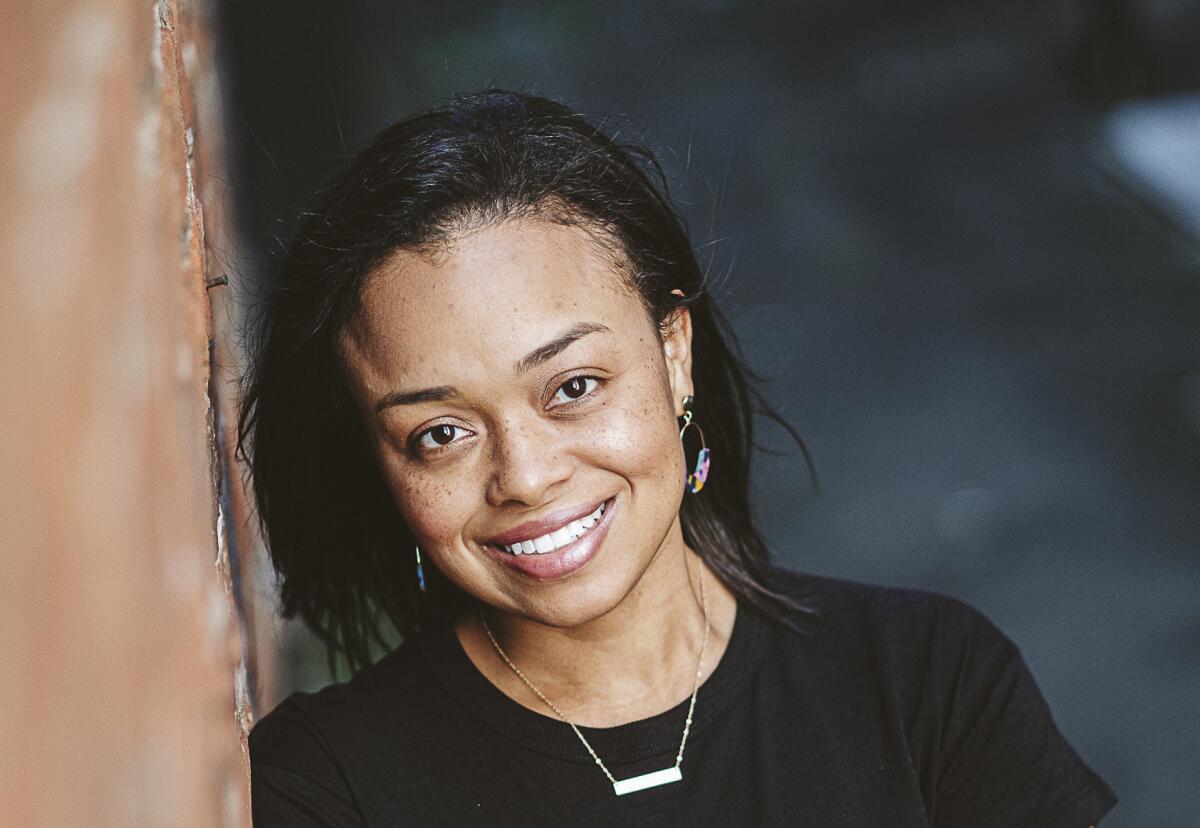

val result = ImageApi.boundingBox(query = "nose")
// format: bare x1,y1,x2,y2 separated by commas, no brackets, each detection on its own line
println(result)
484,415,574,508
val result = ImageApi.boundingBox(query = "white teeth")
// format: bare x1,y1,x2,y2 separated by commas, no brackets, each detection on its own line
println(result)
502,501,607,555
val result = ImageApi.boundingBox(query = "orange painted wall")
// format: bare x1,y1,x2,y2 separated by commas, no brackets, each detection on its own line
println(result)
0,1,269,824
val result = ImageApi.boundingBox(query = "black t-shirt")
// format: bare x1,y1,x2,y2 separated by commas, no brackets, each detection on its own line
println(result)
249,568,1117,826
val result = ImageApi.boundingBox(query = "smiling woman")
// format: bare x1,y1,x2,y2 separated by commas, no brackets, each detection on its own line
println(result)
239,91,1116,826
338,218,702,620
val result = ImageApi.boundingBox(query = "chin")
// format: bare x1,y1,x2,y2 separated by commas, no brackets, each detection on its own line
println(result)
446,483,683,627
519,571,638,628
504,515,679,630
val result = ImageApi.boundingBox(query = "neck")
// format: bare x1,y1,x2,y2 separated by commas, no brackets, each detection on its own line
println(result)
455,521,738,728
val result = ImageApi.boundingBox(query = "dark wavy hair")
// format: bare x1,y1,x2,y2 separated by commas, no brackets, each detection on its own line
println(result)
237,90,817,676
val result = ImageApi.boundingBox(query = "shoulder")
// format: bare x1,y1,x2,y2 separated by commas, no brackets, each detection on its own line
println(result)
762,566,1118,826
758,565,1030,746
762,564,1017,663
248,634,439,825
251,632,430,756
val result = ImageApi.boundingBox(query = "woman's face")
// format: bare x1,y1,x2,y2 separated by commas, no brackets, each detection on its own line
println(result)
338,217,694,626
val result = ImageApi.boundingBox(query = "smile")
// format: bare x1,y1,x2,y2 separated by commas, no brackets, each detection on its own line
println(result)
500,501,606,555
483,496,617,581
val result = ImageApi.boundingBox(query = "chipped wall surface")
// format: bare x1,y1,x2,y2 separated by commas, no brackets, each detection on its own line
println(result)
0,0,262,825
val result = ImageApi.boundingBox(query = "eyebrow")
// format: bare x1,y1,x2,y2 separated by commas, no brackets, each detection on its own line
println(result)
373,386,457,413
513,321,610,374
373,322,611,415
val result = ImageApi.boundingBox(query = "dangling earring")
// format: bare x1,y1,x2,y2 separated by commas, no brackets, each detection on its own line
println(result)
414,545,427,592
679,394,711,493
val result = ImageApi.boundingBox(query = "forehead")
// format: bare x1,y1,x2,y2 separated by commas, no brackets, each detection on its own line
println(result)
340,217,651,392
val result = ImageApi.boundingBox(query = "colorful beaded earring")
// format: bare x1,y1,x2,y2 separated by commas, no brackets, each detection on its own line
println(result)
679,395,711,494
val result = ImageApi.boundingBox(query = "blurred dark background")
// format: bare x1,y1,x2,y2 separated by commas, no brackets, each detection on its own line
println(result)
220,1,1200,823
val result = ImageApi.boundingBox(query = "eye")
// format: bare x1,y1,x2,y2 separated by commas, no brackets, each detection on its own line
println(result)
551,375,600,407
414,423,471,452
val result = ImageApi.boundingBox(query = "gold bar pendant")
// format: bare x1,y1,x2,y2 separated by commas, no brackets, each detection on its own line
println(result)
612,766,683,796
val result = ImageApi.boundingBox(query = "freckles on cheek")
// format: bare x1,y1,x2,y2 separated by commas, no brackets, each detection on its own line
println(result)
589,396,680,479
392,472,470,550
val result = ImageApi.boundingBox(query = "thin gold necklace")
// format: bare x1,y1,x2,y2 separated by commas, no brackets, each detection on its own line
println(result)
480,568,710,796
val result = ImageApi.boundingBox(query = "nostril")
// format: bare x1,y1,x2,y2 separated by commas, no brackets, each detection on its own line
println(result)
485,435,575,507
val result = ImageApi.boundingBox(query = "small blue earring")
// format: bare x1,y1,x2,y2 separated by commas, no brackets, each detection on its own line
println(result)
415,545,427,592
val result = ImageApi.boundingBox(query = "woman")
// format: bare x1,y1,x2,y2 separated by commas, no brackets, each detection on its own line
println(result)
241,90,1116,826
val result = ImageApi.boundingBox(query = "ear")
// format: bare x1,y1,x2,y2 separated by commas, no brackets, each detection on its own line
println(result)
662,290,694,417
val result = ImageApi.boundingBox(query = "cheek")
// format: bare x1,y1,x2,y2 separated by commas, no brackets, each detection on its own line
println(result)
577,375,683,491
386,463,476,555
389,466,496,596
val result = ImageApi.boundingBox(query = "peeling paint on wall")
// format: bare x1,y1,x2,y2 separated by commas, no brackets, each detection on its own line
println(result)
0,1,264,824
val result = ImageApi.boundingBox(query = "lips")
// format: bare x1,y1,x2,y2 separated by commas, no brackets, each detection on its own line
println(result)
497,502,606,555
482,496,617,581
484,497,610,549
